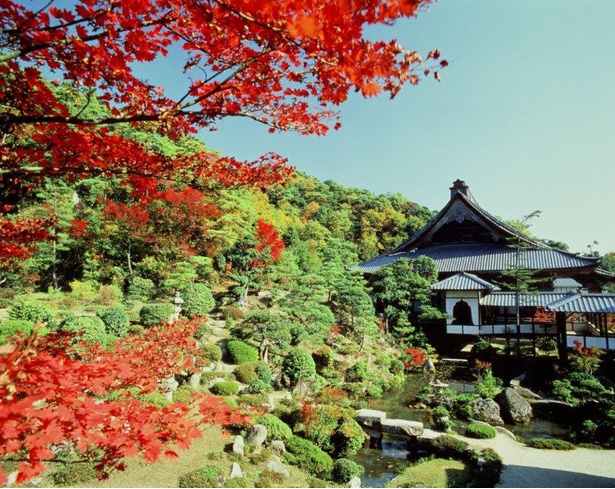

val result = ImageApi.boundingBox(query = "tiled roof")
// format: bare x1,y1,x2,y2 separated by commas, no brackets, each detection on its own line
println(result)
431,272,499,291
552,278,582,288
480,292,568,308
546,294,615,313
354,243,597,274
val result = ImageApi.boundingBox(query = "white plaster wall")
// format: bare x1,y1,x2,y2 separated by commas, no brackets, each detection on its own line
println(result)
445,291,480,325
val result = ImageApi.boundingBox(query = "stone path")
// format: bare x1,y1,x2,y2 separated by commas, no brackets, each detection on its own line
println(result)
456,432,615,488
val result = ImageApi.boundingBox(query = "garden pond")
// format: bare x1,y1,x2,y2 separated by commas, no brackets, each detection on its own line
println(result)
350,362,568,488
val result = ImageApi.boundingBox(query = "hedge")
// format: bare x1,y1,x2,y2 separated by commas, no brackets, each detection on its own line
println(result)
179,283,216,317
227,339,259,364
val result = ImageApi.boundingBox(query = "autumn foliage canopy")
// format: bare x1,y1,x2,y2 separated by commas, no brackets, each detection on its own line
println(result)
0,0,443,482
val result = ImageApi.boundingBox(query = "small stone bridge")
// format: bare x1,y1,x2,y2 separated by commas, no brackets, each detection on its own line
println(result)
355,409,430,449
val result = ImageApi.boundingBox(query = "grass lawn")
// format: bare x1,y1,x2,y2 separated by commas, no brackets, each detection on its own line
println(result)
387,458,471,488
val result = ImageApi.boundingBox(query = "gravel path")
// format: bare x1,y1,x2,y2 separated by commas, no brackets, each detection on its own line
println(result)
457,432,615,488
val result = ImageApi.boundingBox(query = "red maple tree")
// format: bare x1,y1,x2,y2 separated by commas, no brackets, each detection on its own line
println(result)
0,319,250,485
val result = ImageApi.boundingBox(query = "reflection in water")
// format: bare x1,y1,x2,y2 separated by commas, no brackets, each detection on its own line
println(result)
351,370,569,487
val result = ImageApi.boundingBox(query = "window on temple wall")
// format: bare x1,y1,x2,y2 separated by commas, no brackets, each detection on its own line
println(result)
452,299,473,325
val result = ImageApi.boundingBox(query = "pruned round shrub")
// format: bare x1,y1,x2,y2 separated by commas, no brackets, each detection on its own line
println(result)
465,423,496,439
283,435,333,479
201,343,222,363
472,448,503,487
0,319,36,345
247,379,270,394
227,339,259,364
211,381,239,396
178,466,221,488
139,303,175,327
63,316,108,344
256,413,293,441
332,458,364,484
333,419,367,457
282,348,316,386
235,361,263,384
9,301,56,328
127,276,156,301
237,393,269,407
346,361,370,382
529,437,575,450
97,307,130,336
430,435,473,460
180,283,215,317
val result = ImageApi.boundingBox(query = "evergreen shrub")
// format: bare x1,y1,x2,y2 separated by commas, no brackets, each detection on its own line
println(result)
97,307,130,336
0,319,37,345
63,316,108,344
390,358,405,375
201,343,223,363
332,458,364,484
227,340,259,364
51,460,96,486
139,303,175,327
529,438,575,450
465,423,497,439
173,385,197,403
178,466,221,488
430,435,473,460
346,361,370,382
180,283,215,317
237,393,269,407
127,276,156,301
234,361,265,384
247,379,270,394
211,381,239,396
283,435,333,479
255,414,293,441
9,301,56,328
471,448,503,487
333,420,366,457
282,348,316,386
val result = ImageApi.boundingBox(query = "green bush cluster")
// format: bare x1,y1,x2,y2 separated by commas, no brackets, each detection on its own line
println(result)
470,448,503,487
475,369,503,399
227,339,259,364
63,315,109,344
529,438,575,450
201,343,223,363
465,423,497,439
237,393,269,407
9,300,56,328
139,303,175,327
211,381,239,396
429,435,473,460
312,346,334,371
0,319,39,345
98,284,123,306
282,348,316,386
283,435,333,479
234,361,269,384
345,361,370,382
173,385,197,403
180,283,216,317
255,414,293,441
127,276,156,301
178,466,221,488
97,307,131,336
332,458,364,484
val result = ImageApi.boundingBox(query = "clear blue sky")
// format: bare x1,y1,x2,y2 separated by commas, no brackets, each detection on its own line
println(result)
179,1,615,254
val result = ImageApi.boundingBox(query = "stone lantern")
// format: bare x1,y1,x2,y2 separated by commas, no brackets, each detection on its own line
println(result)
170,291,184,322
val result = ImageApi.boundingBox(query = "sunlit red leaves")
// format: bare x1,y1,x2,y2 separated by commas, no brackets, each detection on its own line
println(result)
251,219,285,267
0,319,250,483
0,211,50,264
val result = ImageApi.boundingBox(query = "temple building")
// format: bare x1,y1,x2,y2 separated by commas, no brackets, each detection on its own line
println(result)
356,180,615,352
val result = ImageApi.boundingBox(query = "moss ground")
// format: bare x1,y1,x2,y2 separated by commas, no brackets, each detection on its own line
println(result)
387,458,471,488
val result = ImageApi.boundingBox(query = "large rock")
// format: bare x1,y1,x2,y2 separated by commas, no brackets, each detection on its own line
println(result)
348,477,362,488
270,440,286,455
230,463,243,478
379,419,423,437
232,435,244,457
266,460,290,477
496,387,533,425
470,398,504,426
247,424,268,447
355,409,386,424
513,386,542,400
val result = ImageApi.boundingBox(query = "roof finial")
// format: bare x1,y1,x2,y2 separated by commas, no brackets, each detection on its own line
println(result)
450,179,469,199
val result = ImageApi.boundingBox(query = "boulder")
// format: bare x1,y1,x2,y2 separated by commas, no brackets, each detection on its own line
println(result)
232,435,244,457
247,424,268,447
495,426,517,441
230,463,243,478
379,419,423,437
270,440,286,455
496,387,532,425
266,460,290,477
469,398,504,426
348,477,362,488
189,373,202,390
513,386,542,400
355,409,386,424
422,358,436,372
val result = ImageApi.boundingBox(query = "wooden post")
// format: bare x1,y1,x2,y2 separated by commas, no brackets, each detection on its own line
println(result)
556,311,568,368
